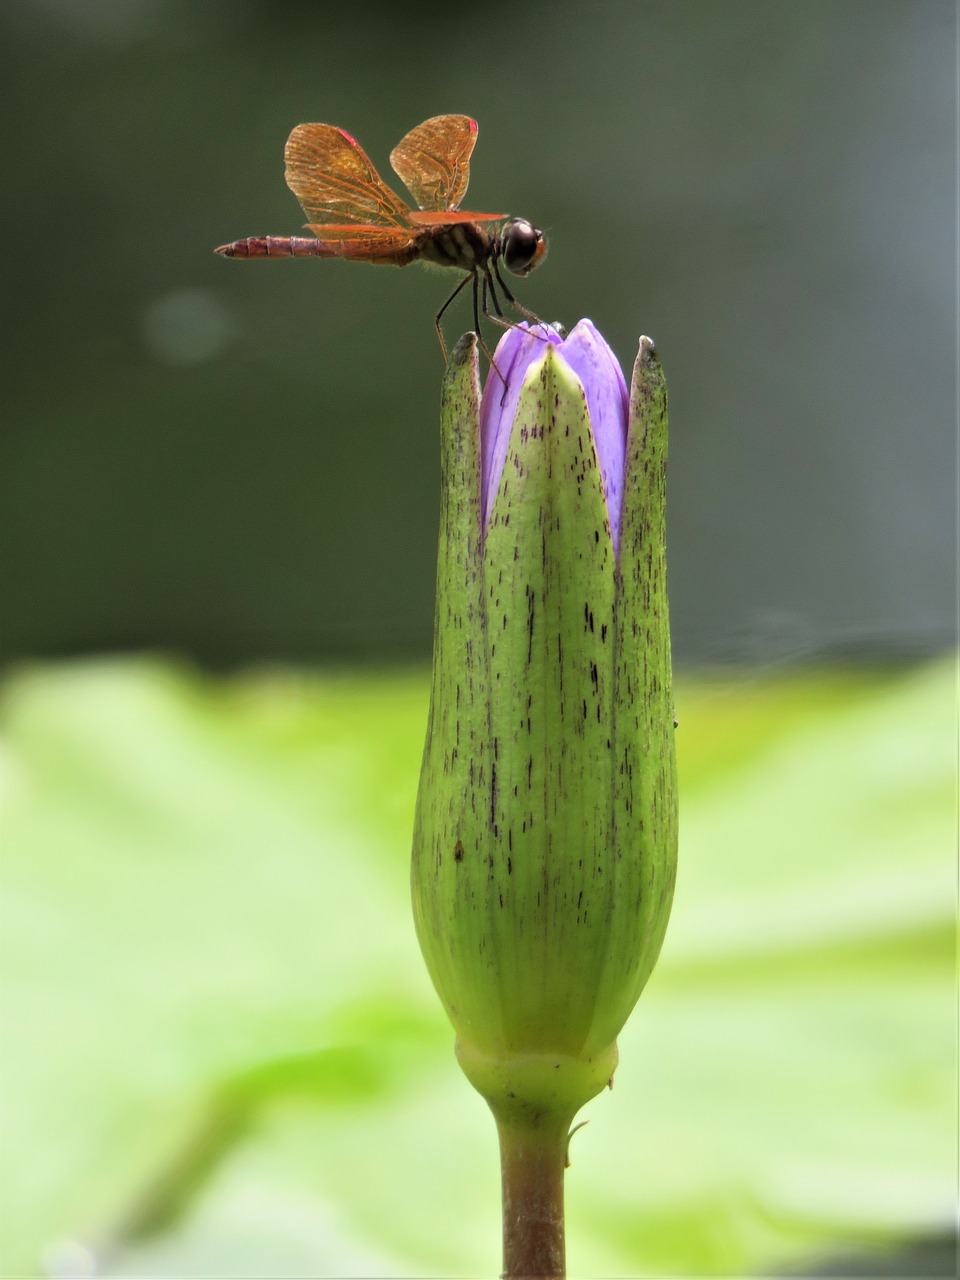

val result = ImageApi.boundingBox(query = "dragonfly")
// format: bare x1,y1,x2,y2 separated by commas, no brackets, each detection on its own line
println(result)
215,114,547,364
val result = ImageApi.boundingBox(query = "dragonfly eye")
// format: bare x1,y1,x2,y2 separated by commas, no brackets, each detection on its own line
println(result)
501,218,546,276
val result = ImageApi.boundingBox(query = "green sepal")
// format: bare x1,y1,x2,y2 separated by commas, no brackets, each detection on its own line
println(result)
411,334,495,1045
481,345,618,1057
583,336,678,1057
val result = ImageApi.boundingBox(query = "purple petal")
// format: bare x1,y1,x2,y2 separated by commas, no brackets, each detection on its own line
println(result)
479,323,562,526
553,319,629,555
479,319,628,555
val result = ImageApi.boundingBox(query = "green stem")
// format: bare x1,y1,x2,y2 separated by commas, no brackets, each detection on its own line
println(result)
496,1110,570,1279
456,1041,618,1279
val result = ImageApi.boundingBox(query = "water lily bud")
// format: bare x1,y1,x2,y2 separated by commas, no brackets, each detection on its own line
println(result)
412,321,677,1129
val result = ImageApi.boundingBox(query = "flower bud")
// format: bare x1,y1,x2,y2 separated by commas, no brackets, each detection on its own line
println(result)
412,321,677,1124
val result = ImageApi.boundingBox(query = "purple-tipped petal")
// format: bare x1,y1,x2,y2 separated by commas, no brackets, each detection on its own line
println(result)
479,319,629,555
479,323,562,525
556,319,629,554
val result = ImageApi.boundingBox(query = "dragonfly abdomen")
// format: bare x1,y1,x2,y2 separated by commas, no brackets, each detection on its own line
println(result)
214,236,332,258
215,235,420,265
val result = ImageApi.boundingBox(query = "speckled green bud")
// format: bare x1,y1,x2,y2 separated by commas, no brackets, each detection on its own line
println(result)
412,326,677,1123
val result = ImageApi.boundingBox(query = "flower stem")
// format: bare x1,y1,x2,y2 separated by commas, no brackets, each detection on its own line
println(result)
496,1109,571,1279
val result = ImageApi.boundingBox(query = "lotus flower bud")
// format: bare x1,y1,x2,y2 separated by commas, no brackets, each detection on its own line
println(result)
412,320,677,1132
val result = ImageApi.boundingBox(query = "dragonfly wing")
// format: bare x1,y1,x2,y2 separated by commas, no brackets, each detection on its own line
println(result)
302,222,412,237
408,210,505,225
389,114,477,212
285,124,412,228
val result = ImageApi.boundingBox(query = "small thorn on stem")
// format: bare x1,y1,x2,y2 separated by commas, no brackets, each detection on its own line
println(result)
564,1120,589,1168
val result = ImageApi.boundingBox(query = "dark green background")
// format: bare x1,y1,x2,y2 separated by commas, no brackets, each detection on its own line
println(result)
2,0,955,667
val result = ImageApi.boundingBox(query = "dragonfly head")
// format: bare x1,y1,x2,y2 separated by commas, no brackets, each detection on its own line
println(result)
500,218,547,277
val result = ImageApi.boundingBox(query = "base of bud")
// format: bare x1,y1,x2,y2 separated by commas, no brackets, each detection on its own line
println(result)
455,1038,619,1126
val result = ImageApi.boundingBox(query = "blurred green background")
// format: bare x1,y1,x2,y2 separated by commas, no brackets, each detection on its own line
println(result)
1,1,955,1276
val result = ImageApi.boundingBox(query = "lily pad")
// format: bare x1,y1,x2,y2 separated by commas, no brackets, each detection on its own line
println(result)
1,658,953,1275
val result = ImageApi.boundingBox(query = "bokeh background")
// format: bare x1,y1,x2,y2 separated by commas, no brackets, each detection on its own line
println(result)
2,1,955,1277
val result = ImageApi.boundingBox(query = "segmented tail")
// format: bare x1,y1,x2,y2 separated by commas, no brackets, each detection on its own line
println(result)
214,236,330,258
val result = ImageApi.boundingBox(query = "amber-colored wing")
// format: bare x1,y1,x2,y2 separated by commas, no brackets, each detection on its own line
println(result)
407,209,505,225
285,123,412,230
389,114,478,212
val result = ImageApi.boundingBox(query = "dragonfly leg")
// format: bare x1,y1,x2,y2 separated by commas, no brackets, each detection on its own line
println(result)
486,267,553,381
473,272,504,387
434,272,474,362
481,270,526,341
493,259,544,327
482,266,551,344
483,266,507,324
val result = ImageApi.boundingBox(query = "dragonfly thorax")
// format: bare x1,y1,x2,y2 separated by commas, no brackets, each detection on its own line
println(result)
417,221,496,272
416,217,546,279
